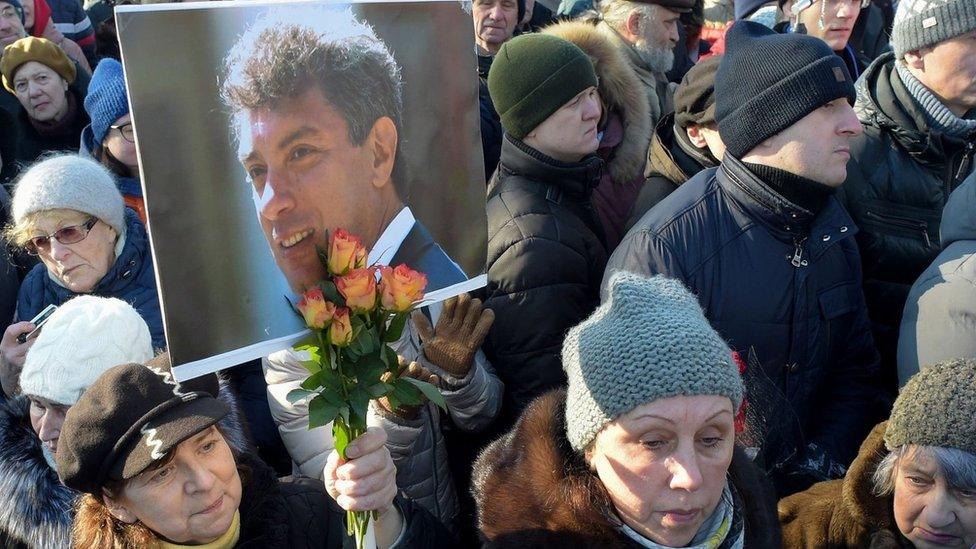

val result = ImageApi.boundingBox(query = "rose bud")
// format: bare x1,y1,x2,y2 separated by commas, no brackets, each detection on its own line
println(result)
337,268,378,313
379,265,428,312
327,229,367,276
330,307,353,346
297,287,336,329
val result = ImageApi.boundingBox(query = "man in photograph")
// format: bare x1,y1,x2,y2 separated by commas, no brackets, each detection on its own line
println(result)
221,9,468,295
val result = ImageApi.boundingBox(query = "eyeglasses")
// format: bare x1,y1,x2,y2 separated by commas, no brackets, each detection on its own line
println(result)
110,122,135,143
0,5,21,19
25,217,100,256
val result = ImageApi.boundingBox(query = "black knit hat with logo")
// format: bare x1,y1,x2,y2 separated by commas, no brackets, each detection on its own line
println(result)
715,21,856,159
56,353,229,495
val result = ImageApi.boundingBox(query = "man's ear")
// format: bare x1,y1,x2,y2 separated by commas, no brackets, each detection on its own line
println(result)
625,9,643,38
366,116,398,189
685,124,709,149
102,490,138,524
903,50,925,72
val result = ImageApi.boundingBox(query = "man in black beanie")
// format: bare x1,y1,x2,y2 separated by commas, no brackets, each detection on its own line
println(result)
606,21,886,497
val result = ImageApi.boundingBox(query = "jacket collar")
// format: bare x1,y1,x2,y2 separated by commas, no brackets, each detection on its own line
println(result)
718,155,858,258
646,113,717,186
497,133,604,199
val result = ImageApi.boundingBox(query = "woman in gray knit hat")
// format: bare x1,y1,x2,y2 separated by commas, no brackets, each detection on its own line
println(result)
0,153,163,399
473,272,782,548
780,357,976,547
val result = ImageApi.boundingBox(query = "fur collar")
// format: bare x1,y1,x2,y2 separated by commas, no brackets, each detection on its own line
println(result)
542,21,653,186
0,396,76,549
473,390,782,548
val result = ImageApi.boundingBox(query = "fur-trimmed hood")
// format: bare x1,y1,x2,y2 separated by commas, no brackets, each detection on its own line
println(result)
778,422,912,547
0,381,250,549
473,389,782,548
542,21,652,186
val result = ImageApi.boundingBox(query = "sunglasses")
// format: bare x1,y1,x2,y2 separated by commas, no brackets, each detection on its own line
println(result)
25,217,100,256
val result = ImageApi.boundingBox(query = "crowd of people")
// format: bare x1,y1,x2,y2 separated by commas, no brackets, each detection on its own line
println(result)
0,0,974,545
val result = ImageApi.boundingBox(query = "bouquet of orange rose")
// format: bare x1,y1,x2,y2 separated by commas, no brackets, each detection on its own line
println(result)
286,229,445,548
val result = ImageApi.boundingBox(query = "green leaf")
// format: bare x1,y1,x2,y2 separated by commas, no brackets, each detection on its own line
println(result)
321,281,345,307
300,359,321,375
404,376,447,411
349,388,370,425
366,381,394,399
382,346,398,370
390,378,423,407
333,420,351,457
286,388,316,404
319,386,346,408
308,395,339,429
300,370,324,391
383,313,408,343
353,353,387,386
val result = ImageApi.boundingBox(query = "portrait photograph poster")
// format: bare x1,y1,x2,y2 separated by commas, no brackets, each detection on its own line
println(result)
116,0,487,380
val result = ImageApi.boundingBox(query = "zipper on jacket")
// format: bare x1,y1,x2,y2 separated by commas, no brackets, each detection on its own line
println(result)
790,237,808,267
955,142,975,183
865,210,931,247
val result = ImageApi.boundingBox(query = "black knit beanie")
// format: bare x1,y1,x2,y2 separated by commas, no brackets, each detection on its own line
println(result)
487,33,598,140
715,21,856,159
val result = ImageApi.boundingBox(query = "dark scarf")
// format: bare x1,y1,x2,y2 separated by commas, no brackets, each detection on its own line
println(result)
27,90,79,137
744,162,835,216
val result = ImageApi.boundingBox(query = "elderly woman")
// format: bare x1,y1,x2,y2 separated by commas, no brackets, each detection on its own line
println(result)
0,154,162,398
779,358,976,547
81,59,146,221
0,36,89,164
473,272,782,547
56,354,453,548
0,296,155,548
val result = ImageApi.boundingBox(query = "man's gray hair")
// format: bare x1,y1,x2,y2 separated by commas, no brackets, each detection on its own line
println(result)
600,0,660,32
872,444,976,497
221,7,407,195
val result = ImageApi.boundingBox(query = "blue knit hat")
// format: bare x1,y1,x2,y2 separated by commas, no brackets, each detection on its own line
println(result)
716,21,855,159
81,59,130,155
563,272,744,453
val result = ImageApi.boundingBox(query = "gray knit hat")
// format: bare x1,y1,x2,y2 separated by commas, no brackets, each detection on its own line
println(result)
884,358,976,455
563,272,744,453
12,154,126,235
891,0,976,58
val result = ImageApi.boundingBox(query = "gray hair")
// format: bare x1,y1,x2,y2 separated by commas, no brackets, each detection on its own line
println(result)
872,444,976,497
600,0,660,32
221,8,407,197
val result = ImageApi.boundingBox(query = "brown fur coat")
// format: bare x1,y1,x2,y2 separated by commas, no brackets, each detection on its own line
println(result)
472,390,783,548
778,422,912,548
542,21,652,187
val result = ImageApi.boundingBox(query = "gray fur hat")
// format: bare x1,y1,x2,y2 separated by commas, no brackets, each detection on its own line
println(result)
11,154,126,235
892,0,976,58
563,272,744,453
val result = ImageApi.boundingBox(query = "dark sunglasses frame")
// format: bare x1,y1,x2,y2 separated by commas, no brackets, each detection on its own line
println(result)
110,122,135,143
25,217,100,256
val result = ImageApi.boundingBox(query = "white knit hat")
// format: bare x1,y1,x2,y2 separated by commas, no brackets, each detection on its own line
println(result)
20,296,155,405
11,154,126,235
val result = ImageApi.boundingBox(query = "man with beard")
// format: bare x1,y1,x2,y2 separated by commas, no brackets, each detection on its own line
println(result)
590,0,692,125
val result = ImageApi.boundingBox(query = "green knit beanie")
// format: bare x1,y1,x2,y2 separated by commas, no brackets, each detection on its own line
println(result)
487,33,599,140
885,358,976,454
563,272,744,453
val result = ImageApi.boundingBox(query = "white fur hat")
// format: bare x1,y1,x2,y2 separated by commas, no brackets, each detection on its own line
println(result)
20,296,154,405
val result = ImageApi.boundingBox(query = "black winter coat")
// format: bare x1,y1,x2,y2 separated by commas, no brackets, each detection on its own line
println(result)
484,135,607,424
841,52,976,378
606,155,885,492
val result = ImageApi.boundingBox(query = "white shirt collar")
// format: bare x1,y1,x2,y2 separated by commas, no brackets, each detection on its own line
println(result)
368,206,415,267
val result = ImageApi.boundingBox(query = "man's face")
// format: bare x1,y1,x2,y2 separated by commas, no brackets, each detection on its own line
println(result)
472,0,518,55
752,97,862,187
524,86,602,163
793,0,860,51
908,31,976,117
238,87,398,293
13,61,69,122
633,5,680,74
0,1,26,49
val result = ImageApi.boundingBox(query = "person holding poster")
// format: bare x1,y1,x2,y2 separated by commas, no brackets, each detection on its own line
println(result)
220,9,502,530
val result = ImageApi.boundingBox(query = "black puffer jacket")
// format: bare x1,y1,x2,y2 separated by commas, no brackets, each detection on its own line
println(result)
841,53,976,377
607,155,886,494
484,135,607,425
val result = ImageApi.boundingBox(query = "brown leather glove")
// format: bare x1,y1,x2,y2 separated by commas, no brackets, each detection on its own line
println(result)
411,294,494,379
376,357,440,420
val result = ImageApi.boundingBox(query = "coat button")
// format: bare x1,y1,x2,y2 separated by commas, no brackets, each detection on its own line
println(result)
789,363,799,373
800,260,808,267
840,226,849,233
822,235,831,242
